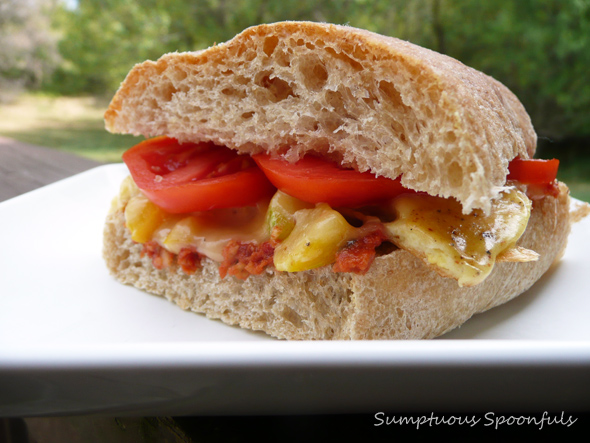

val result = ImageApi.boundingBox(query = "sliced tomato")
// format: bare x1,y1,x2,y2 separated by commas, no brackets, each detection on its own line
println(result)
122,136,276,213
252,153,409,207
507,157,559,185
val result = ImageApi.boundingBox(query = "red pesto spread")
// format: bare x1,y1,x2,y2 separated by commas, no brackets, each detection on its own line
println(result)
141,242,202,274
218,240,276,279
333,230,389,274
140,230,388,280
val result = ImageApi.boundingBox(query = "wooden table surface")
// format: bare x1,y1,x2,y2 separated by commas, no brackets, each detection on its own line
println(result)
0,136,103,202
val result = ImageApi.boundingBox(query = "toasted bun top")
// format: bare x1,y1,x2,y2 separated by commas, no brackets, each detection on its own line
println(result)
105,21,536,213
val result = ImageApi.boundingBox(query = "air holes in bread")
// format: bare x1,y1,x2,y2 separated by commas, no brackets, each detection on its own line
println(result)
156,82,177,102
445,131,457,144
447,160,464,188
325,90,346,115
221,87,247,99
378,80,406,110
300,56,328,91
325,46,363,71
390,121,406,142
298,115,320,132
263,35,279,57
170,69,188,83
281,306,303,328
256,71,296,102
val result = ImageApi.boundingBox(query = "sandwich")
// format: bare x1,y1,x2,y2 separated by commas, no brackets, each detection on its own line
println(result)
102,21,588,339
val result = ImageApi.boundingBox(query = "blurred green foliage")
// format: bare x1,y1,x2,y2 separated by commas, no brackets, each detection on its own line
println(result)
25,0,590,143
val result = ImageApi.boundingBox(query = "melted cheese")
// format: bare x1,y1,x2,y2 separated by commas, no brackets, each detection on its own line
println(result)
385,189,532,286
120,176,269,262
158,202,270,262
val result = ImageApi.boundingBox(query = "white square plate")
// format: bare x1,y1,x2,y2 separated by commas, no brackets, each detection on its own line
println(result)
1,164,589,415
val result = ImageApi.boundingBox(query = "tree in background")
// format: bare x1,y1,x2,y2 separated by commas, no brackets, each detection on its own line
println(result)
44,0,441,97
48,1,172,95
0,0,61,102
39,0,590,142
434,0,590,141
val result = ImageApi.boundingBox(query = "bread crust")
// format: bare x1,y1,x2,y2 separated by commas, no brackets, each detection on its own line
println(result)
103,183,572,340
104,21,535,214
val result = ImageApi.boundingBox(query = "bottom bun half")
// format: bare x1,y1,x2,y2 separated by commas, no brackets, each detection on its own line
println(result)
103,183,572,340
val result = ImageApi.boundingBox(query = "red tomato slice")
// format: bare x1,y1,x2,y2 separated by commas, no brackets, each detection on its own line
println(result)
252,153,409,207
507,157,559,185
122,136,276,213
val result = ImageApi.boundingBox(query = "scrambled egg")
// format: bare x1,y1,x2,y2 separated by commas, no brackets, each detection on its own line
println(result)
385,189,534,286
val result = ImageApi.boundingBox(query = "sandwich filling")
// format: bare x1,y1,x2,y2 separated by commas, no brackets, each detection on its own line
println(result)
111,137,560,287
